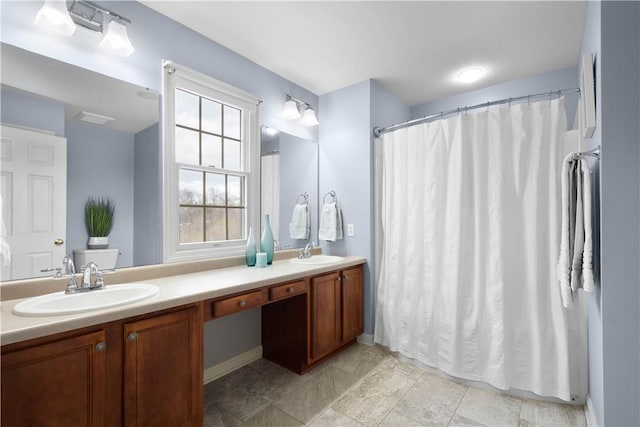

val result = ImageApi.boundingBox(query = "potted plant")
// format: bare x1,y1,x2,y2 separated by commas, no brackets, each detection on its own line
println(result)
85,197,115,249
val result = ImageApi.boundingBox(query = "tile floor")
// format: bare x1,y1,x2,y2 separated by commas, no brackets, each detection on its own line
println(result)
203,344,586,427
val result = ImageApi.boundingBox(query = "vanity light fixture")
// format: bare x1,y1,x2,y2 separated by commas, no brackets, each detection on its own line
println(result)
281,94,319,126
282,95,302,120
35,0,135,57
301,106,319,127
98,19,135,57
457,67,485,83
34,0,77,37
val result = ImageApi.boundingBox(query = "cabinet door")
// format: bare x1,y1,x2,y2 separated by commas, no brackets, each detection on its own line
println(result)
124,305,202,427
1,330,107,427
342,266,364,342
310,272,342,360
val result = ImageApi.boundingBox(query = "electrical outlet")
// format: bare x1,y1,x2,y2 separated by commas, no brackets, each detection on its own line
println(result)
347,223,355,237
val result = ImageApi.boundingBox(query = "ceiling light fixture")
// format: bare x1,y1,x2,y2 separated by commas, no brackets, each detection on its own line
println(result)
35,0,135,57
457,67,484,83
34,0,77,37
282,94,319,126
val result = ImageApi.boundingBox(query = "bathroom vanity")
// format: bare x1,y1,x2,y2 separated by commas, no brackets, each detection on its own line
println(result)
0,257,365,427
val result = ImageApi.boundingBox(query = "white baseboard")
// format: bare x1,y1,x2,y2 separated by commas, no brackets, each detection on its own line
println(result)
357,333,374,346
203,346,263,385
585,395,598,427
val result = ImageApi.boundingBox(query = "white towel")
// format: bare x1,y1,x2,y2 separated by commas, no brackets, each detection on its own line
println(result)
558,154,595,308
319,202,343,241
289,203,310,239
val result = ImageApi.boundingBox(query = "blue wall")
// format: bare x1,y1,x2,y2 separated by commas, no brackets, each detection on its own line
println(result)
133,123,162,266
590,2,640,426
319,80,410,336
66,121,135,268
0,85,65,136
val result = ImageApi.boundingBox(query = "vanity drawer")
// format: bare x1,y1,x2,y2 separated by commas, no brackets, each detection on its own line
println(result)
212,290,264,318
269,280,307,301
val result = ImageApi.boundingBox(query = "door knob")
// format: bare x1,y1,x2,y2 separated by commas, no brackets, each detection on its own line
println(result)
54,238,64,246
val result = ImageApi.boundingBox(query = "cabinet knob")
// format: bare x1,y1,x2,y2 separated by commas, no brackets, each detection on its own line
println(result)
238,300,246,307
288,287,295,293
336,277,342,282
95,342,106,352
344,275,349,280
127,332,138,342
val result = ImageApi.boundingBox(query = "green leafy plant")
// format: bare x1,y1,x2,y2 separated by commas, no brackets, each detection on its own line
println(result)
85,197,115,237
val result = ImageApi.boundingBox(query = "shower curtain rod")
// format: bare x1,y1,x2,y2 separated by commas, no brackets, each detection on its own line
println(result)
373,88,580,137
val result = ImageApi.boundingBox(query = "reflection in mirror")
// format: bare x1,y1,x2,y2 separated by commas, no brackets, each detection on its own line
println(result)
260,126,318,251
0,43,161,281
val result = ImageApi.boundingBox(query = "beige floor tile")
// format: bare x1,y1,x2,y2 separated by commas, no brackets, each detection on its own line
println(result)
394,372,468,425
328,343,389,378
519,399,586,426
241,405,304,427
455,387,522,426
203,402,242,427
214,384,273,421
373,354,427,380
205,365,263,398
309,408,364,427
449,414,485,426
245,360,312,401
333,368,416,426
379,409,425,426
274,365,359,424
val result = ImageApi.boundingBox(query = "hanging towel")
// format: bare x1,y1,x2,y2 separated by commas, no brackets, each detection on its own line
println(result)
558,154,595,308
319,202,343,241
289,203,310,239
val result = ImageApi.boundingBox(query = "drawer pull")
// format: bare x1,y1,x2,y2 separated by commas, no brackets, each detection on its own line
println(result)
288,287,295,293
238,300,246,307
95,342,106,352
127,332,138,342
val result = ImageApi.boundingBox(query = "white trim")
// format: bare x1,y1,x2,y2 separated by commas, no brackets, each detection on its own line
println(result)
162,61,261,264
585,395,599,427
203,345,263,385
357,333,374,346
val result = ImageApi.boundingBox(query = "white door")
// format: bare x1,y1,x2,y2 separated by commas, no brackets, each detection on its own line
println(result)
0,125,67,281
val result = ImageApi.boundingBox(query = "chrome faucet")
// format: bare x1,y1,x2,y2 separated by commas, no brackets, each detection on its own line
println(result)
301,242,316,259
81,262,105,289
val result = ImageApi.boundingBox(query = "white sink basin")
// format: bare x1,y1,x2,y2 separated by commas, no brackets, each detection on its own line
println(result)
13,284,159,317
289,255,345,265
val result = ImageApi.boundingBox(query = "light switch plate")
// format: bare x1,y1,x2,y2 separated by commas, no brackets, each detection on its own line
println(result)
347,223,355,237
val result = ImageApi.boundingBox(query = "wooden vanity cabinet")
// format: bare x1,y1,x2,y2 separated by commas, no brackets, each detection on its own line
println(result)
1,330,108,427
262,265,364,373
1,303,203,427
124,305,203,427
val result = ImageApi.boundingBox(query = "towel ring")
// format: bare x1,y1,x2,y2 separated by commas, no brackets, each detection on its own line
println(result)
323,190,337,204
296,192,309,204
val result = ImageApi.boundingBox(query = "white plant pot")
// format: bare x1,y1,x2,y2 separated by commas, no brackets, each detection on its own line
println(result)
88,236,109,249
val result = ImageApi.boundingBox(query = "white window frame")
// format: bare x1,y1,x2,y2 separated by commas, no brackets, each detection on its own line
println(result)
162,61,260,263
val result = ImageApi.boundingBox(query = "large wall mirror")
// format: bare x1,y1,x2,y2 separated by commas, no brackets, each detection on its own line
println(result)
0,43,318,282
260,127,318,251
1,43,162,281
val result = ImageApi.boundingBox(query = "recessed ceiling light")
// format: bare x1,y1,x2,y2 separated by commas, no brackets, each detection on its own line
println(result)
457,67,484,83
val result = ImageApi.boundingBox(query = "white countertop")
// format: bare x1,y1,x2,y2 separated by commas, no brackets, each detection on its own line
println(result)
0,256,366,346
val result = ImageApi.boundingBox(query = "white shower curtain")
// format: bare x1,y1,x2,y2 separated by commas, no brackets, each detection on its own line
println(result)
374,98,586,401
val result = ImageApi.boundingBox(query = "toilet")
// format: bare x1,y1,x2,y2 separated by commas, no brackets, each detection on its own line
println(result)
73,248,119,270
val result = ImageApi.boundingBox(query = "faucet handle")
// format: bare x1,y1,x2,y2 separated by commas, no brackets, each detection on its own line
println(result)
41,267,63,278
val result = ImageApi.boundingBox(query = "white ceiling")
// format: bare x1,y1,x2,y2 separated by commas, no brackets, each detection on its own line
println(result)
142,1,586,107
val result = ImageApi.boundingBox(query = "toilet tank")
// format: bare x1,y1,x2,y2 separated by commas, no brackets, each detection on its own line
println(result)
73,248,119,270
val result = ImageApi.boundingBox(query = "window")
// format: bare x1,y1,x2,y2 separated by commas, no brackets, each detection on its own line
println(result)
163,62,260,262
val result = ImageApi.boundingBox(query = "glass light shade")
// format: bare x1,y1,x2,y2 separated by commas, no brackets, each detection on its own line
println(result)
99,20,135,57
457,67,484,83
281,99,301,120
301,107,319,126
34,0,76,37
